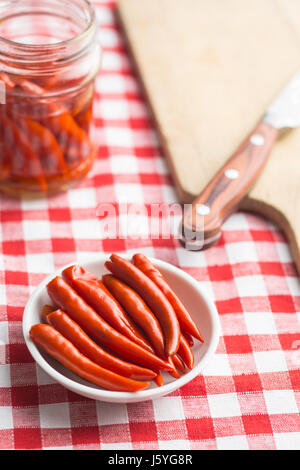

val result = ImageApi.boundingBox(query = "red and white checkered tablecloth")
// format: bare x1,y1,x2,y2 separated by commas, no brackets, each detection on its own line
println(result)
0,0,299,451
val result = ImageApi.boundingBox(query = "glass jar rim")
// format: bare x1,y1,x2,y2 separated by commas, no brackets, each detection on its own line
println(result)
0,0,98,64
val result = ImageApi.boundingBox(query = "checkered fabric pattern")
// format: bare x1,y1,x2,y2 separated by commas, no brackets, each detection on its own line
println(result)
0,0,299,450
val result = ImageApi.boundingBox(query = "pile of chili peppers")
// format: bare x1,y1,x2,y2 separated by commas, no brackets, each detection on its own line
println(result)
30,254,204,393
0,72,95,196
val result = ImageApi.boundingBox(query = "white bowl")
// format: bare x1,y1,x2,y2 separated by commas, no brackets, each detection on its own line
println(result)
23,254,220,403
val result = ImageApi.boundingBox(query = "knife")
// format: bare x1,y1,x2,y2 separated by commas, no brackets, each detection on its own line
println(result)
181,69,300,250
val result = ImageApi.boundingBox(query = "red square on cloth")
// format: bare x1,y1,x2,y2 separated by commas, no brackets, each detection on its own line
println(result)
208,265,233,281
51,238,76,253
233,373,263,393
2,241,26,256
13,428,42,450
11,386,40,407
5,271,28,286
224,335,253,354
216,298,243,314
269,295,296,313
129,421,158,442
70,427,100,448
242,414,273,435
185,418,215,441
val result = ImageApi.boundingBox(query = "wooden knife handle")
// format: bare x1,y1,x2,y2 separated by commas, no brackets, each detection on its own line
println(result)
182,121,279,249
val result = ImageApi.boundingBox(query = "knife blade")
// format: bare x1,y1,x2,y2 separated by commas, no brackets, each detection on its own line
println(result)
181,69,300,251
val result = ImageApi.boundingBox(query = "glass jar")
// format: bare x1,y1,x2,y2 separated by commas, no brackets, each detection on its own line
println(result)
0,0,101,198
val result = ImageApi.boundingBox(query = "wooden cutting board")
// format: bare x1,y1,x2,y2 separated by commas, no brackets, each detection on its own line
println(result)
117,0,300,273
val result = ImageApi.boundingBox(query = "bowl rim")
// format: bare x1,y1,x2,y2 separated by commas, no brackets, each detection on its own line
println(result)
22,254,221,401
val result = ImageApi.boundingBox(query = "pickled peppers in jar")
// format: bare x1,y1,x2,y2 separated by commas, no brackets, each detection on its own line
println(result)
0,0,102,197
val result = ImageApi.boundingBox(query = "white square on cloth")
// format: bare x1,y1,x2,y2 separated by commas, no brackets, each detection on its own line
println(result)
95,6,114,26
285,276,300,296
97,74,137,95
0,321,8,348
244,312,277,335
0,406,13,429
21,198,49,211
39,403,70,429
101,442,132,450
276,243,293,263
254,350,287,373
0,364,11,387
102,51,128,71
274,432,300,450
71,219,102,239
0,283,6,305
263,390,299,415
95,99,130,120
68,188,97,209
207,393,241,418
26,253,55,274
175,247,207,267
115,183,144,203
202,354,232,376
36,365,56,386
216,435,249,450
235,275,268,297
99,28,120,48
104,127,134,148
23,220,51,241
226,242,258,264
158,440,190,450
153,397,185,422
96,402,128,426
110,155,139,174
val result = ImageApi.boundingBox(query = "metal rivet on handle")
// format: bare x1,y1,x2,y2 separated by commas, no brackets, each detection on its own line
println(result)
225,168,239,180
250,134,265,146
196,204,210,216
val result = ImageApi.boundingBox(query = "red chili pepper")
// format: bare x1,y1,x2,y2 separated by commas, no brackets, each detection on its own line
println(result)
0,73,96,193
14,79,93,166
1,74,67,177
0,78,36,183
29,324,150,393
0,73,15,90
172,354,186,374
105,254,181,357
74,101,93,134
168,357,181,378
72,82,94,117
46,276,173,373
132,254,204,342
47,112,93,167
154,371,164,387
177,335,194,370
0,142,11,181
47,309,156,381
0,114,47,191
183,332,194,347
44,152,94,186
62,266,152,352
41,304,56,323
102,274,165,359
17,118,67,176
